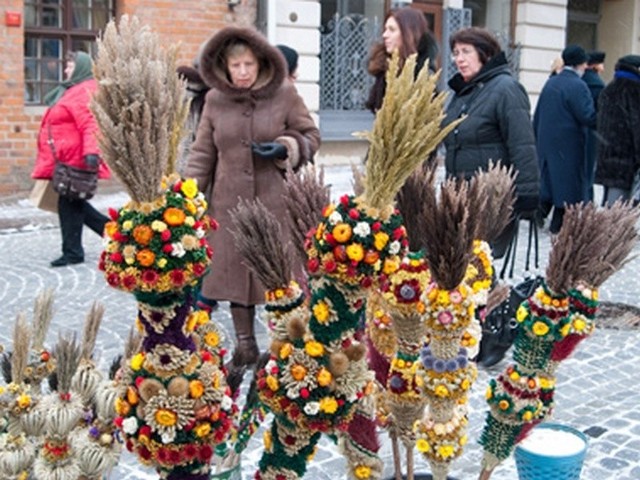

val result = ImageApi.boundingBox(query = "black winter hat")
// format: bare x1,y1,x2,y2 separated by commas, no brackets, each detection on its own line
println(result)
616,54,640,71
562,45,588,67
587,51,605,65
276,44,298,76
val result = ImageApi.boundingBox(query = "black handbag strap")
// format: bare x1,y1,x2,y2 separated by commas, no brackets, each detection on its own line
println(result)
499,215,540,279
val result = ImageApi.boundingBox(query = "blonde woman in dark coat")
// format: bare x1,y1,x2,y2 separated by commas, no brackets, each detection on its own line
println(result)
186,27,320,367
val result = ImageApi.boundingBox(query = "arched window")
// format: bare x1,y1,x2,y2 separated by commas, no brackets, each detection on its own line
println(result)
23,0,116,104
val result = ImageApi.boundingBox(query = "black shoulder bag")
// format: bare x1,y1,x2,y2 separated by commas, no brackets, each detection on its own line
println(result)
48,124,98,200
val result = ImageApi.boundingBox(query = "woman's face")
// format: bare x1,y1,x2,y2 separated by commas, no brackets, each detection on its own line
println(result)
64,60,75,80
227,49,259,88
382,16,402,54
452,42,483,82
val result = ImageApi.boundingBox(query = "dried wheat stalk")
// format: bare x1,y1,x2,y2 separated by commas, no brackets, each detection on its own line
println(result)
474,162,516,243
365,52,462,211
91,15,188,202
81,302,105,361
53,333,82,394
32,288,54,352
11,313,30,385
229,198,293,290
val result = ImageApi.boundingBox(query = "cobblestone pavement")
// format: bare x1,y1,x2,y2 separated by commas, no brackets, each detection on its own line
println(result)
1,166,639,479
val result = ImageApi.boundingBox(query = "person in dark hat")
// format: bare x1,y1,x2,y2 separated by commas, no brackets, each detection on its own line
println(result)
276,44,299,80
582,50,606,200
595,54,640,205
533,44,596,234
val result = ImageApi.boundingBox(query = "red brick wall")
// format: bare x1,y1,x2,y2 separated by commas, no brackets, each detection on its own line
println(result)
0,0,248,198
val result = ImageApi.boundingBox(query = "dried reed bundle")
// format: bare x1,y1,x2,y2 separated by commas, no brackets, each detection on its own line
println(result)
80,302,105,360
229,198,293,290
31,288,54,352
91,15,188,202
283,165,330,265
123,327,142,365
365,52,462,211
562,202,639,288
474,162,516,243
396,161,438,252
53,334,82,394
10,313,30,385
422,179,482,290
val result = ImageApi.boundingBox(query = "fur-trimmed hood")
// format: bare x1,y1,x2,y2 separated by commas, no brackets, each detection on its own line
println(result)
199,26,287,99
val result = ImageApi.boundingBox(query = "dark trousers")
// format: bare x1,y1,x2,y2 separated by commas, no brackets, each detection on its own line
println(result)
57,195,109,261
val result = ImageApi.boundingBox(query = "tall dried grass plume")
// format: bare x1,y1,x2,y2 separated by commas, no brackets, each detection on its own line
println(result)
91,15,188,203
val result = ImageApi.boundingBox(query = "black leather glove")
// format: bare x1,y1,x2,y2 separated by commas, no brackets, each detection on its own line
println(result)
251,142,288,161
84,154,100,168
514,195,539,220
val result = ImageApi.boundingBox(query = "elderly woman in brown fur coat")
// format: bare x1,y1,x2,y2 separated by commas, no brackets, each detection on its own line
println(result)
186,27,320,367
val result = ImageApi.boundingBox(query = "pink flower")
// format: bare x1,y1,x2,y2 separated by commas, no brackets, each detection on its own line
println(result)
437,311,454,325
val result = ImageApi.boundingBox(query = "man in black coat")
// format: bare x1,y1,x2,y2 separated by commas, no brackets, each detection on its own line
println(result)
534,45,597,234
583,51,606,201
595,54,640,205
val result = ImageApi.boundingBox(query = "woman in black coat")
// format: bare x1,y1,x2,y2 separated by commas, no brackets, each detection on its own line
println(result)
442,27,539,257
595,55,640,205
366,6,438,113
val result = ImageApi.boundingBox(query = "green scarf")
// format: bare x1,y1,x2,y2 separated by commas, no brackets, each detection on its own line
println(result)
43,51,94,106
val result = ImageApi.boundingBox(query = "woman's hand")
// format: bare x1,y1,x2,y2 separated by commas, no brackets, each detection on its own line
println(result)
251,142,288,161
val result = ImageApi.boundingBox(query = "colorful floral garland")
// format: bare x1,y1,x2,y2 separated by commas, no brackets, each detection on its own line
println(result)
100,174,213,297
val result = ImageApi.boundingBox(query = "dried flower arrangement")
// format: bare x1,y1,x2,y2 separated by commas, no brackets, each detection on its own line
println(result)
0,291,122,480
91,16,235,480
478,201,639,480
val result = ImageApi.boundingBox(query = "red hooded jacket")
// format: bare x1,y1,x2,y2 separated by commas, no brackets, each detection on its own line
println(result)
32,79,110,180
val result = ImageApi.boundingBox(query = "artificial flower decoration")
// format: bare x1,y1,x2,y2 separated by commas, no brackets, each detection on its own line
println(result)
100,173,213,297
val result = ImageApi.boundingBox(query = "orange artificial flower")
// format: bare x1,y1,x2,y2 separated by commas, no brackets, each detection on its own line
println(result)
136,249,156,267
163,207,186,226
133,225,154,246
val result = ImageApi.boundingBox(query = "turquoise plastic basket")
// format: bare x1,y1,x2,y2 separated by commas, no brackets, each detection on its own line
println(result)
515,423,588,480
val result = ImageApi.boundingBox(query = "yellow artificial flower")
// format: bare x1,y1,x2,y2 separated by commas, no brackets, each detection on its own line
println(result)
434,385,449,398
560,322,571,337
373,231,389,251
532,321,550,336
193,310,209,326
17,394,31,409
151,220,168,232
194,422,211,437
266,375,279,391
510,371,520,381
438,444,455,459
354,465,372,479
516,305,529,322
383,258,399,275
313,301,330,323
115,397,131,416
189,380,205,399
305,341,324,357
291,365,307,381
181,179,198,199
185,314,198,332
279,343,293,360
130,353,145,371
573,318,586,332
319,396,339,414
416,438,431,453
522,410,534,422
346,243,365,262
184,216,195,227
204,331,220,348
155,408,178,427
498,399,511,411
122,220,133,232
126,386,139,405
459,435,468,446
317,368,333,387
436,290,450,305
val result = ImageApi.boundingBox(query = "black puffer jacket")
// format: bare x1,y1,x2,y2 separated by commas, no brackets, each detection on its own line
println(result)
595,68,640,190
443,53,539,201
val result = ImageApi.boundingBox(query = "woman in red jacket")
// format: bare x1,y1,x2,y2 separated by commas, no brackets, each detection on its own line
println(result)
32,51,110,267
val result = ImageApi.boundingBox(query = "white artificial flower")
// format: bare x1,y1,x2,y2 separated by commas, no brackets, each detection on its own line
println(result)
221,395,233,411
171,242,186,258
389,240,401,255
161,430,176,444
304,402,320,416
353,222,371,237
122,416,138,435
328,211,343,225
195,227,205,239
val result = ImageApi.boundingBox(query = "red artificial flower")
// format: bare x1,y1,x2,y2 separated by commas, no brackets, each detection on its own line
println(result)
339,195,350,206
324,232,336,246
108,208,119,220
113,231,129,242
122,275,137,290
371,221,382,232
168,449,182,464
138,445,152,460
109,252,124,263
173,181,182,192
169,269,185,286
210,218,219,231
141,269,159,285
324,259,337,273
360,276,373,289
348,208,360,220
193,262,206,276
125,439,134,452
300,388,310,399
198,444,214,463
393,227,405,240
307,257,320,273
333,245,347,262
161,229,172,242
156,447,170,464
106,273,121,287
183,444,198,459
138,425,152,437
162,244,173,254
200,350,212,362
114,417,123,428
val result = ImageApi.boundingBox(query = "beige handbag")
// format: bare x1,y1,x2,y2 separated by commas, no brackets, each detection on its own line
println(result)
29,179,58,213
